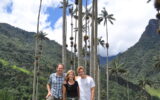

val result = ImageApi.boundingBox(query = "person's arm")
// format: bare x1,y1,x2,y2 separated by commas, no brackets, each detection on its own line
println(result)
77,86,80,100
46,84,52,98
62,85,66,100
90,87,95,100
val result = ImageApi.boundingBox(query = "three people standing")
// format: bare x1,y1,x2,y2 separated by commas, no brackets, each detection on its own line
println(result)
46,64,95,100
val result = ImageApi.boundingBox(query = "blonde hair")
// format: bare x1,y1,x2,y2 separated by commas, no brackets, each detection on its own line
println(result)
77,66,85,73
65,70,75,82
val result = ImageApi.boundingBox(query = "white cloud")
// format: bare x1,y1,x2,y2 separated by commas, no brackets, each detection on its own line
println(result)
0,0,157,57
97,0,156,56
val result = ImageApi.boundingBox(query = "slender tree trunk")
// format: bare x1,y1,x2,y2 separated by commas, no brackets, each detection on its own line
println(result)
90,0,95,77
94,0,98,99
98,66,101,100
78,0,83,66
127,75,130,100
84,0,88,69
35,72,39,100
32,0,42,100
62,0,67,70
106,22,109,100
71,10,74,70
74,5,78,71
94,0,98,79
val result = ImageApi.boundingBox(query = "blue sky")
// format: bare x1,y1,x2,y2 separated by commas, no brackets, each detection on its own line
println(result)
0,0,157,57
46,7,62,29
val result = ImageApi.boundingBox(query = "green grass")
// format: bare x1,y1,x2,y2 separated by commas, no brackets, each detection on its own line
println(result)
11,65,32,75
0,58,32,75
145,85,160,98
0,59,9,66
0,58,47,81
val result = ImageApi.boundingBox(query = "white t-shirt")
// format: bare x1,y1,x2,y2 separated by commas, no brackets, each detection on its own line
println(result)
76,76,95,100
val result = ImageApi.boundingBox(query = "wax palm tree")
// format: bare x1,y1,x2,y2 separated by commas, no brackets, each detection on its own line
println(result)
97,36,105,100
35,31,49,55
98,7,115,100
73,4,78,71
109,60,127,100
32,0,42,100
89,0,95,78
60,0,72,69
137,77,153,100
83,0,90,70
138,77,152,89
78,0,83,66
93,0,99,99
69,6,74,69
109,60,127,77
34,31,48,100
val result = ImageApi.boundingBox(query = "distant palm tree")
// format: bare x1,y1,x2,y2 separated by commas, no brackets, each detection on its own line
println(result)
137,77,152,100
35,31,49,53
98,7,115,100
138,77,152,89
34,31,48,100
109,60,127,100
32,0,42,100
109,60,127,77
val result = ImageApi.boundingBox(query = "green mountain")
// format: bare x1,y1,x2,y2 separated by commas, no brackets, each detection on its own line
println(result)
107,19,160,100
0,23,71,100
115,19,160,81
1,18,160,100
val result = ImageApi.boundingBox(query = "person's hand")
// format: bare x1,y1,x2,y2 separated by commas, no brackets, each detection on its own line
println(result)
46,91,52,98
63,80,67,84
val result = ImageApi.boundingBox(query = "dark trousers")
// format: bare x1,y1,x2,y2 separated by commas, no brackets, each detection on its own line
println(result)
46,96,62,100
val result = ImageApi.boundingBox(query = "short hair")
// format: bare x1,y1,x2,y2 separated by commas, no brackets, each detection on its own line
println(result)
77,66,85,73
57,63,64,68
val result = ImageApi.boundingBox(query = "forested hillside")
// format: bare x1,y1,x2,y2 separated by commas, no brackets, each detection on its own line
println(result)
0,23,71,100
105,19,160,100
0,18,160,100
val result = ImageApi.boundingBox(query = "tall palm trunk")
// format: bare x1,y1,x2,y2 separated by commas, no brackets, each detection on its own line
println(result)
127,75,130,100
93,0,98,78
35,39,43,100
106,21,109,100
84,0,88,69
32,0,42,100
90,0,95,77
94,0,98,79
78,0,83,66
94,0,98,99
74,5,78,71
62,0,67,69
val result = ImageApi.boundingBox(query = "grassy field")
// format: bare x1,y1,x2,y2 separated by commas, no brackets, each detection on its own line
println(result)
145,85,160,98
